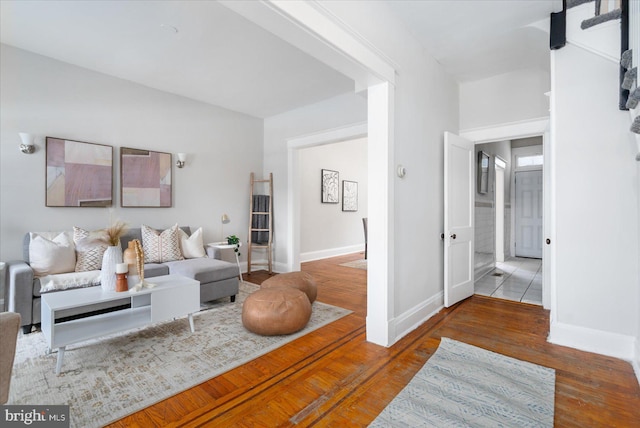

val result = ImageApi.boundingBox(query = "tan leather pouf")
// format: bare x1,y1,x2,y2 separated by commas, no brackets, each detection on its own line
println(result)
242,287,312,336
261,271,318,303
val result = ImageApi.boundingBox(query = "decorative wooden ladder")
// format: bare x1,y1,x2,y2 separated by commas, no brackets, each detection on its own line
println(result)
247,173,273,274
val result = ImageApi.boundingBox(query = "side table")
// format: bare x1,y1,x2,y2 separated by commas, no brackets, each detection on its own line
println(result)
208,242,243,282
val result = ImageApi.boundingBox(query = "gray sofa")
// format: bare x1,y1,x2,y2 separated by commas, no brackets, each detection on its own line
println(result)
6,226,239,334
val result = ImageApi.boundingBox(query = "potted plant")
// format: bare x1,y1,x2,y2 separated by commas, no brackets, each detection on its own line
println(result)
226,234,241,256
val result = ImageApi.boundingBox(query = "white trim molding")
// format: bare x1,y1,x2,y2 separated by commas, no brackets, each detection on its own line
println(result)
392,292,444,343
549,321,636,362
288,122,367,149
300,245,364,263
460,117,550,143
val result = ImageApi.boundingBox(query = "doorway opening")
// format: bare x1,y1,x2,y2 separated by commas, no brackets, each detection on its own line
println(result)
472,137,544,305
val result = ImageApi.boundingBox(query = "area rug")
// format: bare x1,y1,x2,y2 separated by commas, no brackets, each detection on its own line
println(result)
8,281,351,428
339,259,367,270
370,337,555,427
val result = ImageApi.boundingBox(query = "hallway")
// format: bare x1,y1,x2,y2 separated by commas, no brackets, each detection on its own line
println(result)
474,257,542,305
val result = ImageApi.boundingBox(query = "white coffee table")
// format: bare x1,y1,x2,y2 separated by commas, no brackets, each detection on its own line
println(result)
41,274,199,374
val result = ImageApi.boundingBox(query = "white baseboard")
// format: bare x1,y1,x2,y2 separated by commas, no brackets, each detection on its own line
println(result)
242,259,288,275
300,245,364,263
548,321,636,361
391,291,444,343
272,261,288,273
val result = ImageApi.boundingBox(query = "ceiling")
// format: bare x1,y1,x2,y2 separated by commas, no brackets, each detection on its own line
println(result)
388,0,560,82
0,0,560,119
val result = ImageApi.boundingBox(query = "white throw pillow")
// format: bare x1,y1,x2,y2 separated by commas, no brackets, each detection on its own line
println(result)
179,227,206,258
29,232,76,277
141,224,184,263
73,226,108,272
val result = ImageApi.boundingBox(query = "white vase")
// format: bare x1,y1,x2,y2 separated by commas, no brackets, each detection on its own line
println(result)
101,245,122,292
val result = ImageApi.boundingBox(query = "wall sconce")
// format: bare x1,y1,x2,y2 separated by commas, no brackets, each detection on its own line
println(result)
19,133,35,154
176,153,187,168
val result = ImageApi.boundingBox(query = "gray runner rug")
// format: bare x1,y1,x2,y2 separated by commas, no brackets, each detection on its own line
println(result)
370,337,555,427
8,281,351,427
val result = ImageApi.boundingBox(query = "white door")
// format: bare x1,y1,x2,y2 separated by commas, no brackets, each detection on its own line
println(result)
515,170,543,258
444,132,475,307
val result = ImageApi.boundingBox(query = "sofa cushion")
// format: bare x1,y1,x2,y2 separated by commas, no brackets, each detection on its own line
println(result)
73,227,108,272
163,258,238,284
141,263,170,278
141,224,184,263
29,232,76,277
179,228,205,259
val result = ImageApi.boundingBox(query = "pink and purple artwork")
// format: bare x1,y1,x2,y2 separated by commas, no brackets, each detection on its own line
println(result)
120,147,172,207
46,137,113,207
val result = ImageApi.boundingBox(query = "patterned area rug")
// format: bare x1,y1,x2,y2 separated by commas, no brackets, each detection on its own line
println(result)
371,337,555,427
8,282,351,427
339,259,367,270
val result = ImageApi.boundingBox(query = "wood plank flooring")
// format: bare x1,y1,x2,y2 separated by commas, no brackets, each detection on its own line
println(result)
108,253,640,427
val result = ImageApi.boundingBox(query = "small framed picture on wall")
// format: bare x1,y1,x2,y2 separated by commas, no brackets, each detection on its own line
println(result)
342,180,358,212
321,169,339,203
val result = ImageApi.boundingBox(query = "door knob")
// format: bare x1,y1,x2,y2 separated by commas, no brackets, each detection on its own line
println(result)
450,233,457,239
546,238,551,245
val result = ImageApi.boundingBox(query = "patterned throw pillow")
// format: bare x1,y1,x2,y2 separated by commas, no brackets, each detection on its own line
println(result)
141,224,184,263
73,227,108,272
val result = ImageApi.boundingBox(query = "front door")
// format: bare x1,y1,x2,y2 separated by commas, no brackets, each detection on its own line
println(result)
515,170,543,258
444,132,475,307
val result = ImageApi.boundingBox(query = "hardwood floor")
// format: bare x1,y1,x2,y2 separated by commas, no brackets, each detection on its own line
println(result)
108,253,640,427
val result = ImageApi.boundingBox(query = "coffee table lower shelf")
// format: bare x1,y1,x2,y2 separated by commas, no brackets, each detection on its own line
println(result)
41,275,200,374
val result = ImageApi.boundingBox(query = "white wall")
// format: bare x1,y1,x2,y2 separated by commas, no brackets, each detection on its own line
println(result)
0,44,264,262
460,68,550,131
549,43,639,358
264,93,368,270
299,138,368,261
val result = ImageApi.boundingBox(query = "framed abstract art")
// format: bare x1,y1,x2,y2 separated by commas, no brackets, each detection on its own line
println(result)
46,137,113,207
120,147,172,207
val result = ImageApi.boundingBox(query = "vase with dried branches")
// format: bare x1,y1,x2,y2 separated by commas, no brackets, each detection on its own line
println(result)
99,221,128,292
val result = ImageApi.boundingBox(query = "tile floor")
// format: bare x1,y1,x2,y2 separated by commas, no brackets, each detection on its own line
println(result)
474,257,542,305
